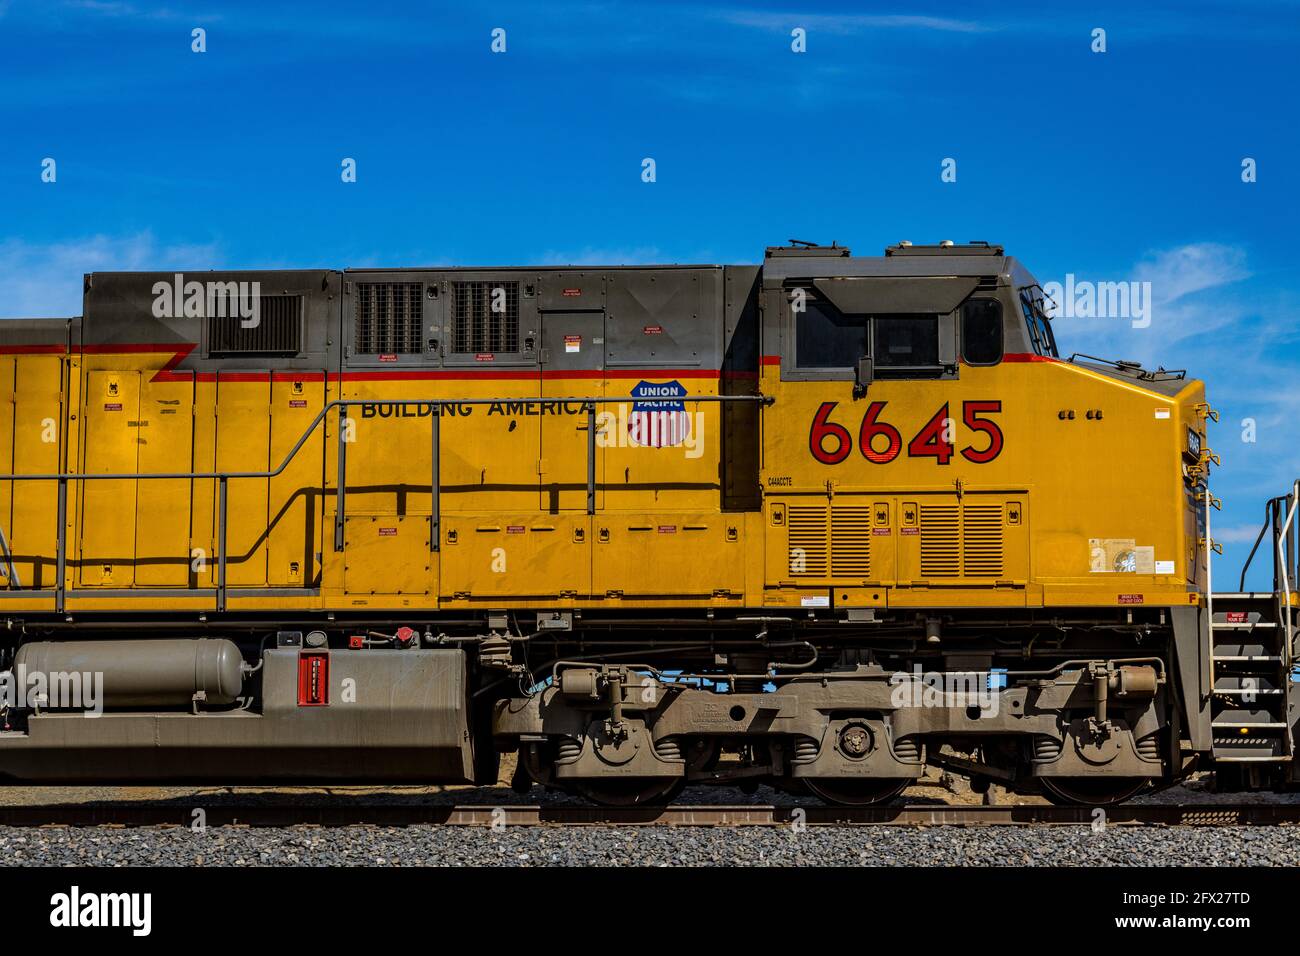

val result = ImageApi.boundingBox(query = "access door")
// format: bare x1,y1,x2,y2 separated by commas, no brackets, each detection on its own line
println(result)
539,311,605,512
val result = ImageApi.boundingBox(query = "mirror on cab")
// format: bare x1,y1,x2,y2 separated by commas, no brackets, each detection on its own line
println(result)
854,354,874,398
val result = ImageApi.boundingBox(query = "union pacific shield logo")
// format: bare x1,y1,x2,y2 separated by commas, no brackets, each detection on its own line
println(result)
628,380,691,448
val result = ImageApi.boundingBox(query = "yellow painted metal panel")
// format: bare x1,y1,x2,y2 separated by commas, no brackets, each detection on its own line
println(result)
342,514,432,595
190,378,218,587
760,358,1198,606
540,376,602,512
339,381,435,518
593,514,742,598
442,385,544,514
269,375,326,586
134,372,194,585
0,328,1217,615
440,514,590,600
78,369,138,586
214,374,269,586
10,356,63,589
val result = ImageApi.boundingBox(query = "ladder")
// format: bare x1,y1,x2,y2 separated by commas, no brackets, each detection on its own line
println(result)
1210,480,1299,771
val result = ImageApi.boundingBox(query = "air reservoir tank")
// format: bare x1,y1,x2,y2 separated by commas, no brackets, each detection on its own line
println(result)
13,638,247,708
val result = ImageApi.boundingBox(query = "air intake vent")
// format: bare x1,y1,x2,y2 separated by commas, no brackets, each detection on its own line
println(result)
920,504,960,577
962,504,1004,577
354,282,424,355
208,295,303,355
787,504,871,578
788,506,828,577
920,502,1005,578
452,281,520,354
830,506,871,577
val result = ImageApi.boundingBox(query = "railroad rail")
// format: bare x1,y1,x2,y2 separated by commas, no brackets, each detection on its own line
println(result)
0,803,1297,828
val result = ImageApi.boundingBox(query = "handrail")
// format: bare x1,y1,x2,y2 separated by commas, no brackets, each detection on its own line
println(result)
0,524,19,589
1238,498,1278,592
0,393,771,613
1238,482,1300,595
1234,480,1299,664
1279,480,1299,663
1205,484,1214,698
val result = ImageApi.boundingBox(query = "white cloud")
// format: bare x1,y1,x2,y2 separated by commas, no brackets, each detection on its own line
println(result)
1050,242,1253,360
0,233,221,318
1214,523,1271,545
716,10,993,35
1138,242,1249,305
60,0,221,21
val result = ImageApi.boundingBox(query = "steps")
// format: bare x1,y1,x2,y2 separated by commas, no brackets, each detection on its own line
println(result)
1209,593,1295,763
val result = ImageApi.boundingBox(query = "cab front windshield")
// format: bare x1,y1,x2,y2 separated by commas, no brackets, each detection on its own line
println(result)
1020,287,1058,358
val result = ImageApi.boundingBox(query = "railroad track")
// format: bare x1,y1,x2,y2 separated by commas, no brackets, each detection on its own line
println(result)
0,803,1296,828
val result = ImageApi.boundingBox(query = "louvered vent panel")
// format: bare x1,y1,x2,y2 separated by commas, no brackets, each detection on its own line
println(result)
452,281,520,353
920,504,960,577
962,504,1004,577
787,506,828,577
354,282,424,355
208,295,303,355
831,506,871,577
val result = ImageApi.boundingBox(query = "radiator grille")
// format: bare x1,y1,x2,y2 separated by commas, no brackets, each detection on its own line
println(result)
208,294,302,355
788,504,871,578
920,504,960,577
354,282,424,355
830,506,871,577
920,502,1005,578
452,281,520,353
787,506,828,577
962,504,1005,577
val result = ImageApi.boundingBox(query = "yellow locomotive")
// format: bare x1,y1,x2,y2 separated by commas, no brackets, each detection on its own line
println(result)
0,241,1294,805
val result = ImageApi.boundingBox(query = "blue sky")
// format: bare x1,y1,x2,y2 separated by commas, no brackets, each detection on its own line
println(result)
1,0,1297,586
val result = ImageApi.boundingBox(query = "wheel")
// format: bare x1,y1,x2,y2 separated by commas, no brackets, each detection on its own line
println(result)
573,778,685,807
803,777,910,807
1039,777,1148,806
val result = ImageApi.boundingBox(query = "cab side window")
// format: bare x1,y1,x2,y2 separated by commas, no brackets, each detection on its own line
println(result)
961,298,1002,365
873,315,941,378
795,299,866,368
793,297,949,379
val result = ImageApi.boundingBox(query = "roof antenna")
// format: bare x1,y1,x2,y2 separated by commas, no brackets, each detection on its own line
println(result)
788,239,819,248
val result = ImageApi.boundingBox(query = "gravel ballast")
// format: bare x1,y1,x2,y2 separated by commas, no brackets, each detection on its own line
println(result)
0,824,1295,867
2,768,1296,867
